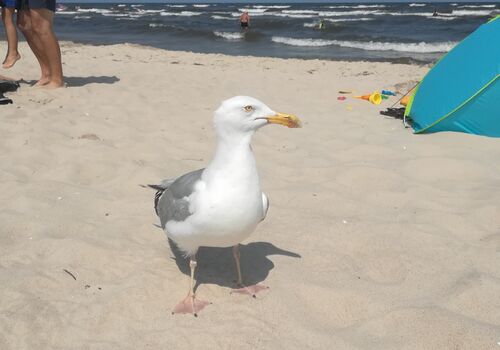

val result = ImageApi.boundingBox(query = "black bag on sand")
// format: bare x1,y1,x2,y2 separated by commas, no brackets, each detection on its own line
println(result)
0,80,20,105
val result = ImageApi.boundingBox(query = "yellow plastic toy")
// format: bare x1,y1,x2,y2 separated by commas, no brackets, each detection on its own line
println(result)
354,91,382,105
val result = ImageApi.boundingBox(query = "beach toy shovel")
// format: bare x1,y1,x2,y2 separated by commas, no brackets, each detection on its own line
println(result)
354,91,382,105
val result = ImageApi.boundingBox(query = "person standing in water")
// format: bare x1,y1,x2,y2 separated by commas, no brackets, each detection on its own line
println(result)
1,0,21,68
240,11,249,30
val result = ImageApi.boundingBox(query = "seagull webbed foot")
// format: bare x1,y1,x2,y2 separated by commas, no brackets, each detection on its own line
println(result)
172,294,210,317
231,283,269,298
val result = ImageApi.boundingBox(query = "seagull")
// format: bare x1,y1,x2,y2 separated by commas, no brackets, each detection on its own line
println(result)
149,96,301,316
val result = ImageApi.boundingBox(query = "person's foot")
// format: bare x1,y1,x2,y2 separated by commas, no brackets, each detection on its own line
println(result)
2,54,21,69
231,283,269,297
172,294,210,317
43,80,66,89
33,76,51,87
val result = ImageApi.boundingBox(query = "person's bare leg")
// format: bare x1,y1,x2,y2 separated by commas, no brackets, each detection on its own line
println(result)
2,7,21,68
172,257,210,317
230,244,269,297
30,8,63,88
17,10,50,85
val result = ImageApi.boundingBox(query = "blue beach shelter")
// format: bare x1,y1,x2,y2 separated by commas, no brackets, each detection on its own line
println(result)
405,16,500,137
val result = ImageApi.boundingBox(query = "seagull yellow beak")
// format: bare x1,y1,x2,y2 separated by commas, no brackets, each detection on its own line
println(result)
266,112,302,128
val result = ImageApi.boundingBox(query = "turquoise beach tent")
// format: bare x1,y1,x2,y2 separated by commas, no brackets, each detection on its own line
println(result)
405,16,500,137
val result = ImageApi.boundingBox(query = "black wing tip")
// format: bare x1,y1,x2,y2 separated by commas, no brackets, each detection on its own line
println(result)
147,184,165,191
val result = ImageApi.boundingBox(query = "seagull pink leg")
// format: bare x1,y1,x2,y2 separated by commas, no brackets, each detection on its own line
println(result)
172,257,210,317
230,245,269,297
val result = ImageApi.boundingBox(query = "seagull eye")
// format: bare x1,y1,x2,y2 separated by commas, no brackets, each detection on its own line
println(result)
243,105,254,112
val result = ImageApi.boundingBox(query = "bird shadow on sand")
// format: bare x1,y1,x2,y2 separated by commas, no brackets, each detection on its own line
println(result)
64,76,120,87
168,239,301,291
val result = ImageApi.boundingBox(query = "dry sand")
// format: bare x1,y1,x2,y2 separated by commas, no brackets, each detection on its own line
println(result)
1,42,499,349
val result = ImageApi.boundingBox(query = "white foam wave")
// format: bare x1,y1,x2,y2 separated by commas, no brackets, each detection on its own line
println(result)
326,17,374,22
214,31,244,41
193,4,209,8
212,15,234,20
317,10,381,17
302,18,373,28
451,9,494,16
160,11,203,17
58,11,79,15
149,23,167,28
281,9,380,17
253,5,290,9
379,11,459,18
271,36,457,53
136,9,163,14
238,8,267,13
329,5,386,9
74,15,91,19
409,3,426,7
102,13,129,17
282,10,317,14
168,5,186,8
269,13,316,19
131,4,142,8
117,4,126,7
77,8,112,14
457,4,495,8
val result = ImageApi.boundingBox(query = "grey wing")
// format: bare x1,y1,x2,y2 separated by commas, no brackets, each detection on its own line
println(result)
152,168,204,228
261,192,269,221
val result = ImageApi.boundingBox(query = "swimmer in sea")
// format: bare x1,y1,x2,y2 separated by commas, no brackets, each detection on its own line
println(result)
240,11,249,30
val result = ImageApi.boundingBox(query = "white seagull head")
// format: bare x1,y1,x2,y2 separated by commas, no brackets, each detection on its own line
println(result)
213,96,301,139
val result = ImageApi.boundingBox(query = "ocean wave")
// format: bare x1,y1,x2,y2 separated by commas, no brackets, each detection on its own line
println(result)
193,4,209,8
303,18,373,28
271,36,457,53
432,16,458,21
282,10,317,14
136,9,163,14
326,18,374,22
214,31,244,41
281,9,380,17
212,15,234,20
77,8,112,14
329,5,386,9
409,3,426,7
457,4,496,8
451,9,494,16
102,13,129,17
58,11,79,15
253,5,290,9
268,13,316,19
74,15,91,19
383,9,494,17
168,5,186,8
238,8,268,13
317,10,381,17
160,11,203,17
149,23,167,28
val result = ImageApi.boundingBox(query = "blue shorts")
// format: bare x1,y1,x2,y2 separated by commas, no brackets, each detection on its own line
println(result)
18,0,55,12
1,0,17,8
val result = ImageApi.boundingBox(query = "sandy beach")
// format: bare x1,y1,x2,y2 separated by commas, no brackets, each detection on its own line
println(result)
1,41,499,349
